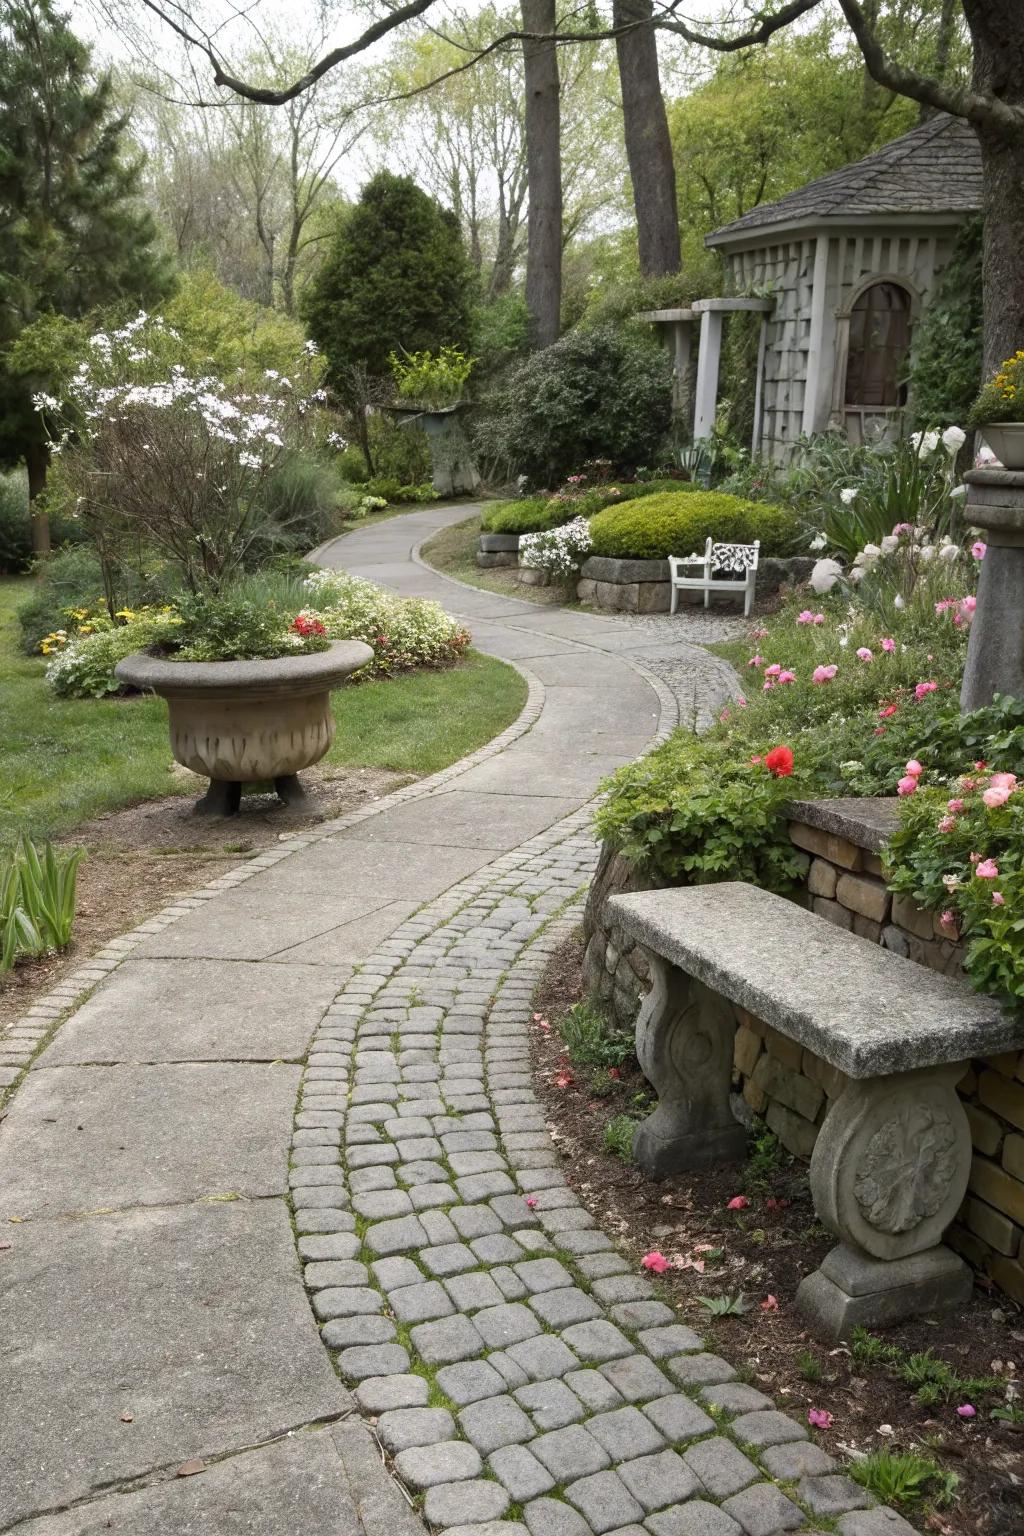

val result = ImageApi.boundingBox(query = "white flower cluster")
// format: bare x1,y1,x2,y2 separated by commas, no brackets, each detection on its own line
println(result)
911,425,967,458
302,569,469,675
519,516,592,577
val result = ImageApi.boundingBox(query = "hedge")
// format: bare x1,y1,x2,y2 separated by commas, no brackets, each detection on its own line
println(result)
587,491,800,562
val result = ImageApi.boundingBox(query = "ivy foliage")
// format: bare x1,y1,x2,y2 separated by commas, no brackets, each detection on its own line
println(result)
907,218,983,431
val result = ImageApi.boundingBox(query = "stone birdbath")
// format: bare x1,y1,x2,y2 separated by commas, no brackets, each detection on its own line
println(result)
386,402,480,497
115,640,373,815
960,467,1024,710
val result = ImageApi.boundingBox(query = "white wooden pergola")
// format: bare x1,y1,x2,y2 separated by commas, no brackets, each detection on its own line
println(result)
638,297,774,455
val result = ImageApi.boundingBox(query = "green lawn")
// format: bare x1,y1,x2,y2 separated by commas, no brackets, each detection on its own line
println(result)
419,515,568,606
0,577,526,844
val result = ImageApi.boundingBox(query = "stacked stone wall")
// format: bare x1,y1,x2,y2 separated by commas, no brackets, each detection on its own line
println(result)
582,801,1024,1303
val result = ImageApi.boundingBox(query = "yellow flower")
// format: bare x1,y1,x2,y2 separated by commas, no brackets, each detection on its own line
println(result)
115,608,136,621
79,625,93,635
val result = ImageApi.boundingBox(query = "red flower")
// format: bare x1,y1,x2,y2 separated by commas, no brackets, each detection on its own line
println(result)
764,745,794,778
291,614,326,638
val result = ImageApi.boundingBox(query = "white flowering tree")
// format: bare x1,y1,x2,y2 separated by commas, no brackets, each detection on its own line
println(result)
38,315,327,603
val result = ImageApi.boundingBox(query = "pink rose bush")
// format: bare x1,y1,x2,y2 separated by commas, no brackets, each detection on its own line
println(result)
887,762,1023,1006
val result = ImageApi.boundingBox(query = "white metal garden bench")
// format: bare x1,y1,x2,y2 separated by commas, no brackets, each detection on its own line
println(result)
668,537,759,616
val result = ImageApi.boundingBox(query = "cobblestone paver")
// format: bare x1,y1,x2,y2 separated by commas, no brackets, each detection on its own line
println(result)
291,815,906,1536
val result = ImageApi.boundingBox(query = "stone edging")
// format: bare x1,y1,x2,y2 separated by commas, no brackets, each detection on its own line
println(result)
287,812,898,1536
0,663,546,1103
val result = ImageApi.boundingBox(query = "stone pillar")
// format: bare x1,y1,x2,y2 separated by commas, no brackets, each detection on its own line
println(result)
631,957,747,1177
960,468,1024,710
693,310,724,442
795,1065,973,1338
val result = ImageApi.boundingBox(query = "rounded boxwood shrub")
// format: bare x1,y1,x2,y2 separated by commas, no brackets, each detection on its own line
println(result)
473,324,672,487
481,480,698,537
587,491,800,562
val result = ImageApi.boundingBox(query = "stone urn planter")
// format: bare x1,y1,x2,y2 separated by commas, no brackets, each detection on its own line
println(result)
981,423,1024,470
386,403,480,496
115,640,374,815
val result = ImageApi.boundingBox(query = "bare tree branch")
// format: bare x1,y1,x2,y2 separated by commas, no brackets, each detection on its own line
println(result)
836,0,1024,136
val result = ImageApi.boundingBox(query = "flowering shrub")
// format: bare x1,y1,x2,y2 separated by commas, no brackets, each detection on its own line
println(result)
46,610,182,698
594,734,809,889
37,313,327,595
519,518,593,579
969,350,1024,428
597,585,976,885
886,765,1024,1006
302,568,469,677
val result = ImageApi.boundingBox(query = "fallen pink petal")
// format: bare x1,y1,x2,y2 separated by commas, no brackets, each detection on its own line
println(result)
808,1408,834,1429
641,1251,673,1274
726,1195,750,1210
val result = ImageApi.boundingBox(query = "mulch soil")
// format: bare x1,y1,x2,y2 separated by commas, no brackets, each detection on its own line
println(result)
530,929,1024,1536
0,763,409,1029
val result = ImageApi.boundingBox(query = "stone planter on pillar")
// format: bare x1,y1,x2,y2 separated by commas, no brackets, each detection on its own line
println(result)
960,468,1024,710
115,640,373,815
387,403,480,497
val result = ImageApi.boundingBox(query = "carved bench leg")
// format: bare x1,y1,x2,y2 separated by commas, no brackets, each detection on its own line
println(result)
632,955,747,1178
796,1064,973,1338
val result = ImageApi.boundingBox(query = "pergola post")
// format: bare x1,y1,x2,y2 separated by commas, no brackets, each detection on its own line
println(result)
635,308,695,421
691,297,775,448
693,309,723,441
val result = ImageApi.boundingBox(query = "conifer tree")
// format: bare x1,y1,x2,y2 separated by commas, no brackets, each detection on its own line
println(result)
0,0,171,553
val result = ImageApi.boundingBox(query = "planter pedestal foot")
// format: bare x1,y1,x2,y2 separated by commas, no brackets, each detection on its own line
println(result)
195,779,242,817
275,774,307,807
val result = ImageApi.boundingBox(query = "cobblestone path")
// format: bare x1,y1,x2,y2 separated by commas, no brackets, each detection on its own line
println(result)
0,508,909,1535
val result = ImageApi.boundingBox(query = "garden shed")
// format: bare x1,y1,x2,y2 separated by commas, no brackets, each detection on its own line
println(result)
659,115,983,463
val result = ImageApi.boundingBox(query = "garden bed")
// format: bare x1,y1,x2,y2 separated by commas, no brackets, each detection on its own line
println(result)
531,929,1024,1536
0,763,407,1028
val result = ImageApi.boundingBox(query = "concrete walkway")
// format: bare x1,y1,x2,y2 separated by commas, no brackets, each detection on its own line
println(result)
0,508,728,1533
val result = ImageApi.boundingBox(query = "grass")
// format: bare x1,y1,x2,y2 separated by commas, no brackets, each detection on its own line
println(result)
0,576,527,844
849,1448,958,1509
419,514,570,606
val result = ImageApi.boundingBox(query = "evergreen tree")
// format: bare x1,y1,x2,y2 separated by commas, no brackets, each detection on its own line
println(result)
0,0,171,554
302,171,474,385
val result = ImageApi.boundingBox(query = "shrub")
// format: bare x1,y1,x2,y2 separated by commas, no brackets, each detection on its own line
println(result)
17,545,112,654
365,478,438,504
588,491,800,561
595,732,809,889
45,609,181,698
256,453,344,553
0,471,31,573
519,518,592,579
480,480,697,537
166,593,332,663
302,568,470,677
472,324,672,487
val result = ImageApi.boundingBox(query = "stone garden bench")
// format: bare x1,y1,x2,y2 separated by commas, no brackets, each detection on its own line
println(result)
607,882,1024,1338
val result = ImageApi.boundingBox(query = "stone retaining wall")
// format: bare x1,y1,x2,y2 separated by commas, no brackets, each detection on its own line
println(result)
576,555,815,615
582,797,1024,1303
476,533,519,569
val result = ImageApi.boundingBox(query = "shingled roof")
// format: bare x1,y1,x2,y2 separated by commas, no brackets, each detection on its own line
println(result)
707,114,982,246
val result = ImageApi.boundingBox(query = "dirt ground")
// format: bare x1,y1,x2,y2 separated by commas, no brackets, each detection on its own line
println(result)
0,763,409,1028
531,930,1024,1536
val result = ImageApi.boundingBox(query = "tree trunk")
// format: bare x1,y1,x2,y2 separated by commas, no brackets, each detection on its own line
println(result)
26,439,50,559
963,0,1024,373
613,0,680,277
521,0,562,348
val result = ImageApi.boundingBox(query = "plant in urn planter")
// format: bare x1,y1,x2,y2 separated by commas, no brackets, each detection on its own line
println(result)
38,314,373,812
968,350,1024,468
115,595,372,814
386,347,480,496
